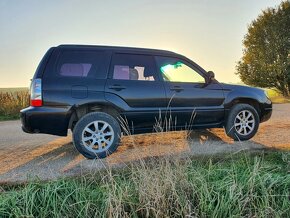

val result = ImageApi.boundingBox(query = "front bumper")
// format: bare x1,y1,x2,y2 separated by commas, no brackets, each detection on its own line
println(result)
260,107,272,122
260,99,272,123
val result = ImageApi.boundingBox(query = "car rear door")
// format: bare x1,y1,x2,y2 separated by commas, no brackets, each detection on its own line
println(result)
105,53,167,132
155,56,225,128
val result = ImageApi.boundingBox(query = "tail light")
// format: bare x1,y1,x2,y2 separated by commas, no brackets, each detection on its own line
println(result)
30,78,42,107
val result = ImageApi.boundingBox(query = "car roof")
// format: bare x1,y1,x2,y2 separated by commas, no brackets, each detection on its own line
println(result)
58,44,180,56
57,44,208,74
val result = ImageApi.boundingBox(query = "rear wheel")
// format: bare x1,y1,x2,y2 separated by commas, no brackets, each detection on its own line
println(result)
225,104,260,141
73,112,121,159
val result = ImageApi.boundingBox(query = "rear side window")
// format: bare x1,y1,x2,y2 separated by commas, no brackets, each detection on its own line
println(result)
110,54,157,81
56,50,106,78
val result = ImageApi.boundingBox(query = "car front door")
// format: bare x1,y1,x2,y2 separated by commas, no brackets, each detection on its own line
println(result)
105,53,167,132
155,56,225,129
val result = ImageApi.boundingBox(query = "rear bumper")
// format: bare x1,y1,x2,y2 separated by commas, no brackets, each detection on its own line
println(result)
20,106,71,136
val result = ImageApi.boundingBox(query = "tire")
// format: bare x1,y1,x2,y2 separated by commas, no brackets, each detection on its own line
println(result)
225,104,260,141
72,112,121,159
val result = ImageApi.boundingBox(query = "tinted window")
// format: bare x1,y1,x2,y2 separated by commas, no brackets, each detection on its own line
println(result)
155,56,205,83
56,50,106,78
111,54,157,81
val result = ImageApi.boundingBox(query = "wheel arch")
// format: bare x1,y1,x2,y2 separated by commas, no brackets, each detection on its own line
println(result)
68,102,122,130
225,97,261,118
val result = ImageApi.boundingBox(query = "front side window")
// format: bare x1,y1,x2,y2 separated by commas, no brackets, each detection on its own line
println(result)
111,54,156,81
155,56,205,83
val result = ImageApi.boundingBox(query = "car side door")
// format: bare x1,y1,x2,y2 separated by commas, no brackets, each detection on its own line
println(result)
155,56,225,128
105,53,167,132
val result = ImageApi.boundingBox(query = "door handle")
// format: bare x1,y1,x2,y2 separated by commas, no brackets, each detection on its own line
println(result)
108,85,126,91
170,86,184,92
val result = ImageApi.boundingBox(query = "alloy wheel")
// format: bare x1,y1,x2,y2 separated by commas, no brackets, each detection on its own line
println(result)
81,121,115,153
234,110,255,136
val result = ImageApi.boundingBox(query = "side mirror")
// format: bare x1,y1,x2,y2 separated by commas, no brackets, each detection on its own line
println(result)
207,71,215,82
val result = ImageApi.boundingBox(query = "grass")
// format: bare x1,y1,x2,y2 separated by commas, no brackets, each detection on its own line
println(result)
0,88,28,93
0,151,289,217
0,115,20,121
0,90,29,121
0,86,288,217
266,89,290,104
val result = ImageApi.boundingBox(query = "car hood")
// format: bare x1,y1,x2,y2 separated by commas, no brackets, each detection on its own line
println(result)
220,83,264,93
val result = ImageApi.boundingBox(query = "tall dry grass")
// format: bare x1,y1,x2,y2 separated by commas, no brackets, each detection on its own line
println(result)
0,152,289,217
0,91,29,119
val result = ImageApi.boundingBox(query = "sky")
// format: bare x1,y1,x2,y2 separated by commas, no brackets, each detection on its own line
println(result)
0,0,282,88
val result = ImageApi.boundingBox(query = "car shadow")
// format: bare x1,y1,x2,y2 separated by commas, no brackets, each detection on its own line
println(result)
188,129,225,143
186,128,268,156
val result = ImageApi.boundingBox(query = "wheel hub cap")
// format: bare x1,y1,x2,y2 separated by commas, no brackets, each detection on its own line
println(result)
234,110,255,136
81,121,114,153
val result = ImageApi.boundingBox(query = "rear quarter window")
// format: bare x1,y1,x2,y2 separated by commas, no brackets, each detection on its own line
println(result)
49,50,108,79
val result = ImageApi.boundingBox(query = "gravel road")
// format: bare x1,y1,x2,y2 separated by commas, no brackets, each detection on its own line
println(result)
0,104,289,184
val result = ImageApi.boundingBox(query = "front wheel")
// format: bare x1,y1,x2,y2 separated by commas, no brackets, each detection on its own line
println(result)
225,104,260,141
73,112,121,159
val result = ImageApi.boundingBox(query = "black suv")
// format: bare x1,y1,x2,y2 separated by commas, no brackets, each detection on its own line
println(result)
21,45,272,159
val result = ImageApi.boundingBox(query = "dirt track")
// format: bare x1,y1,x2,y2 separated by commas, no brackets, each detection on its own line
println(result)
0,104,289,184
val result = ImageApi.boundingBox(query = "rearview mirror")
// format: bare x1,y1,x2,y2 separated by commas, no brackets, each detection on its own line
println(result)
207,71,215,82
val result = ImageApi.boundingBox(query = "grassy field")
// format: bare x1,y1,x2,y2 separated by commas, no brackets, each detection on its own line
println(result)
0,151,289,217
266,89,290,104
0,88,289,217
0,89,29,121
0,88,28,92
